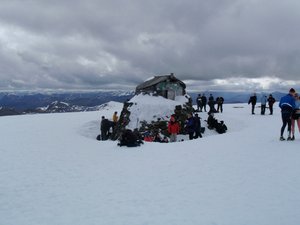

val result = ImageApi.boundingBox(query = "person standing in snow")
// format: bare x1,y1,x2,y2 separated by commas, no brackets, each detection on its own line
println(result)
168,115,180,142
248,93,257,114
279,88,296,141
216,96,224,113
185,113,195,140
112,111,118,132
291,93,300,140
201,94,207,112
112,111,118,123
196,94,202,112
260,94,267,115
100,116,110,140
267,94,276,115
193,113,202,138
208,94,216,113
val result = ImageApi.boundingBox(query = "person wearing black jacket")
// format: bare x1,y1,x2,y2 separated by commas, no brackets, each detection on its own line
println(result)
100,116,110,140
216,96,224,113
267,94,276,115
248,93,257,114
201,94,207,112
193,113,202,138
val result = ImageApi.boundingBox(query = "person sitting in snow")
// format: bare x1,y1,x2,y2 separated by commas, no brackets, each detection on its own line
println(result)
118,129,143,147
133,128,143,142
206,112,217,130
162,136,169,143
215,120,227,134
143,131,153,142
153,133,163,142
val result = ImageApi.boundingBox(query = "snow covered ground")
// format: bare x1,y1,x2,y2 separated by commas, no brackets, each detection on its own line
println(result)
1,101,300,225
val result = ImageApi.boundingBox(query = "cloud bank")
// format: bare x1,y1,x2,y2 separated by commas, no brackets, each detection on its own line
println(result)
0,0,300,92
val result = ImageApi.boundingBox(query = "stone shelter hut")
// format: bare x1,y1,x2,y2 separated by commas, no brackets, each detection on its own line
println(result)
135,73,186,100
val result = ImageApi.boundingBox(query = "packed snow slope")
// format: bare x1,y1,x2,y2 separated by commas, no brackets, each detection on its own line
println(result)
1,101,300,225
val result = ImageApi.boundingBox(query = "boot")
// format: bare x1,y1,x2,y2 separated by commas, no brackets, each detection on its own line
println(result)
280,136,285,141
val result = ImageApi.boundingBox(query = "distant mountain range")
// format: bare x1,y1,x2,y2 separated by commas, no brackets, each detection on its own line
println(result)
0,91,134,116
0,90,285,116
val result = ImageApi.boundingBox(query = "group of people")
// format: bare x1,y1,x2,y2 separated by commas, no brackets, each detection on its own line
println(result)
247,88,300,141
248,93,276,115
196,94,225,113
100,88,300,145
142,113,204,143
100,98,226,145
206,112,228,134
143,132,169,143
279,88,300,141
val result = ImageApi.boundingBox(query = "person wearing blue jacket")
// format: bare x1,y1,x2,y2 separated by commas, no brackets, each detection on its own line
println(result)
279,88,296,141
185,113,195,140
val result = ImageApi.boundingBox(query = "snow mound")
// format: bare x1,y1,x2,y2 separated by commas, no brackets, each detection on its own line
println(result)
126,94,190,130
95,101,123,111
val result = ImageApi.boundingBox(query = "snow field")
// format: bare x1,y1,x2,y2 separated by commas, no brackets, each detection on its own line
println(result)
0,102,300,225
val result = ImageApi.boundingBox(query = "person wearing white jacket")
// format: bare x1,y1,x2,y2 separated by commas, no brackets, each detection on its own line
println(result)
260,94,267,115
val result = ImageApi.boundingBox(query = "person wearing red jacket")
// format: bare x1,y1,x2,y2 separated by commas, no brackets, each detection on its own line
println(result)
168,115,180,142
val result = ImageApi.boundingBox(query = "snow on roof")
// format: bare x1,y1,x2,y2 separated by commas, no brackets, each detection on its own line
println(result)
136,74,186,91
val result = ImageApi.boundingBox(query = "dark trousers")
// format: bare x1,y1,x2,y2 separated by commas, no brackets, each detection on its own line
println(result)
194,129,202,138
101,129,109,140
251,104,256,114
269,105,273,115
261,104,266,115
217,104,223,113
281,112,292,137
197,104,202,111
188,132,194,140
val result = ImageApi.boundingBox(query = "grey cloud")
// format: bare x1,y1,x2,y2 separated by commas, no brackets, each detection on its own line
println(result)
0,0,300,91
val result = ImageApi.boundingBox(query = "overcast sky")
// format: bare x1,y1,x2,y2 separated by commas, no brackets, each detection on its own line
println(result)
1,0,300,92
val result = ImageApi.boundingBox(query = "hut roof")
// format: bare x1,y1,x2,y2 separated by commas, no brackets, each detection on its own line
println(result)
136,74,186,91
